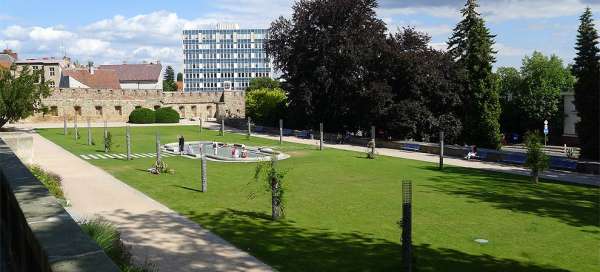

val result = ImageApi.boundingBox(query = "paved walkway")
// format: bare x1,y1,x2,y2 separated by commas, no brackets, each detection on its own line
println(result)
208,122,599,187
30,132,272,272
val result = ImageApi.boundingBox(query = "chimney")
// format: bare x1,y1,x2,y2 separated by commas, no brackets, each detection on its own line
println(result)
89,65,95,75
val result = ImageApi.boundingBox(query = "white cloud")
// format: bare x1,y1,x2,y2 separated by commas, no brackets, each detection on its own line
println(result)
494,43,531,57
2,25,28,39
428,42,448,51
29,26,74,41
0,39,21,51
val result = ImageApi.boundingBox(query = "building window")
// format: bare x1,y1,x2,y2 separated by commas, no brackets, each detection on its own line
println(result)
50,106,58,116
49,67,55,76
115,106,122,115
74,106,82,116
135,106,142,109
48,81,55,88
95,106,103,116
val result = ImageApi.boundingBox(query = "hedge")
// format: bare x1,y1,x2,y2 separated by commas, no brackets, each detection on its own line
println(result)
155,107,180,123
128,108,155,124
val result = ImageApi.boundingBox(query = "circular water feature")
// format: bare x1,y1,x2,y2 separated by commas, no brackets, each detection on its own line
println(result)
162,141,289,162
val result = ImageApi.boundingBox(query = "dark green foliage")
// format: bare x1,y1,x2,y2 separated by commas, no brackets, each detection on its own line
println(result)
266,0,390,131
176,72,183,82
447,0,501,148
572,8,600,160
163,66,177,92
80,219,157,272
524,131,549,183
497,67,523,135
247,77,281,92
384,28,464,143
0,65,51,128
128,108,155,124
28,165,65,200
155,107,180,123
104,131,113,152
246,88,287,126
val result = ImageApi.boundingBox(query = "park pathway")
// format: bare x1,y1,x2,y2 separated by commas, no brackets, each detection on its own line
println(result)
208,122,599,187
30,132,272,272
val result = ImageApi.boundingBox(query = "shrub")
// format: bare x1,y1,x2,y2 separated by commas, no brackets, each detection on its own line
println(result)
155,107,180,123
28,165,65,201
524,131,550,183
104,131,113,152
80,219,157,272
128,108,155,124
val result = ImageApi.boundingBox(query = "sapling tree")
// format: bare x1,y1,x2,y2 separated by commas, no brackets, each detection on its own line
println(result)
104,132,113,152
524,131,549,183
252,158,286,220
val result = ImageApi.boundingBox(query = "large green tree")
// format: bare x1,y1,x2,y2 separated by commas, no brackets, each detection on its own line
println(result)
266,0,390,131
176,72,183,82
447,0,501,148
572,7,600,160
519,52,574,143
496,67,523,136
163,66,177,92
246,87,287,128
247,77,281,92
0,65,51,128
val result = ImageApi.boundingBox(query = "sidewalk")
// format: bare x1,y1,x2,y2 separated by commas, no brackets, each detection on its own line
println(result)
210,122,599,187
30,132,272,272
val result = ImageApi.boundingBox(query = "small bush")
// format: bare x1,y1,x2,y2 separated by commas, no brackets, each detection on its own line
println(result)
28,165,65,200
155,107,180,123
524,131,549,183
104,131,113,152
129,108,155,124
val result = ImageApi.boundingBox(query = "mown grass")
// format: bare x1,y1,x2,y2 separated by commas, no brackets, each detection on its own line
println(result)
38,126,599,272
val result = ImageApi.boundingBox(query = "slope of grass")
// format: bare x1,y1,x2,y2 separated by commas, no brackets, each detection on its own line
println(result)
38,126,599,272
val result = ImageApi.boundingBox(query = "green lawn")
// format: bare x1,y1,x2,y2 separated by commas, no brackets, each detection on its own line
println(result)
38,126,599,272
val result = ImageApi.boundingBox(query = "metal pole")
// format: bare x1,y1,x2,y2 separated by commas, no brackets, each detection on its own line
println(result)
279,119,283,144
439,131,444,170
371,125,376,155
201,146,207,192
63,111,67,135
87,118,92,145
319,122,323,150
126,125,131,160
402,180,413,272
156,131,161,162
103,120,108,153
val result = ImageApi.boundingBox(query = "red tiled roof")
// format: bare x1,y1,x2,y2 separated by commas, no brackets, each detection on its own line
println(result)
64,69,121,89
0,60,12,69
98,63,162,82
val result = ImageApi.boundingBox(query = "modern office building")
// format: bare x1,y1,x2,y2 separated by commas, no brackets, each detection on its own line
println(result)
182,23,273,92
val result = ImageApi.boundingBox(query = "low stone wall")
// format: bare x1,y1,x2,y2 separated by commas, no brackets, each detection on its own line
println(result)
0,138,119,272
0,132,33,165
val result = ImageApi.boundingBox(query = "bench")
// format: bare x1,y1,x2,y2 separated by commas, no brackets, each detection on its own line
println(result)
502,153,527,165
549,157,577,170
401,143,421,152
474,149,490,161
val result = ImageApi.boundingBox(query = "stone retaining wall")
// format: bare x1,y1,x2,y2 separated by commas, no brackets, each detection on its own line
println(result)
0,138,120,271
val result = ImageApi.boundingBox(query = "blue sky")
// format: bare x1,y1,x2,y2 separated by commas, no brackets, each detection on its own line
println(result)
1,0,599,72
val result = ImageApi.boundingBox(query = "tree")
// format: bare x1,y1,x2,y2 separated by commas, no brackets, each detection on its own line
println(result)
246,87,287,126
176,72,183,82
253,159,286,220
247,77,280,92
572,7,600,160
163,66,177,92
0,65,51,128
519,52,574,143
384,28,464,142
266,0,390,131
447,0,502,148
496,67,523,136
524,131,549,183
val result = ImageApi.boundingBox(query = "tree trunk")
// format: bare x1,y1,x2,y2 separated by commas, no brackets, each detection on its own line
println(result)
271,178,282,220
531,169,539,184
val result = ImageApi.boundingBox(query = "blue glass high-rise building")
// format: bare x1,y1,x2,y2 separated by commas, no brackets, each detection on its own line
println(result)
182,24,272,92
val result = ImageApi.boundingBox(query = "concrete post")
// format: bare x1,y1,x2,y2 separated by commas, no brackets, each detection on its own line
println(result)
103,120,108,153
201,146,207,192
247,117,252,139
371,125,376,155
199,115,203,134
87,118,92,145
63,111,67,135
220,119,225,136
319,122,324,151
279,119,283,144
126,125,131,160
156,131,161,162
439,131,444,170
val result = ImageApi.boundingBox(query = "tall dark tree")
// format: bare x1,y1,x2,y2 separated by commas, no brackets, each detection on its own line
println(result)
266,0,390,131
163,66,177,92
496,67,523,137
176,72,183,82
447,0,501,148
572,7,600,160
384,28,464,142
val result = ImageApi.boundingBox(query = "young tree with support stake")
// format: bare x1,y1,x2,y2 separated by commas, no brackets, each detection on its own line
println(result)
252,158,286,220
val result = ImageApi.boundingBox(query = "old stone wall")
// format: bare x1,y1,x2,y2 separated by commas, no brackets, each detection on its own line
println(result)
25,88,245,122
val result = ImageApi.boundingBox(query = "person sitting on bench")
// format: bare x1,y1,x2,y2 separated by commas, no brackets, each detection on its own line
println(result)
465,145,478,160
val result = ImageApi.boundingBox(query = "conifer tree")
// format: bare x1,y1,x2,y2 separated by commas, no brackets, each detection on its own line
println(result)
447,0,501,148
572,7,600,160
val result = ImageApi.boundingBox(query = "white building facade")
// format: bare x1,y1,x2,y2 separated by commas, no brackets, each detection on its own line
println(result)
182,24,273,92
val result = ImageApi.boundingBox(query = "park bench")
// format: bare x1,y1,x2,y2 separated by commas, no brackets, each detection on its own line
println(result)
502,153,527,165
401,143,421,152
295,130,311,138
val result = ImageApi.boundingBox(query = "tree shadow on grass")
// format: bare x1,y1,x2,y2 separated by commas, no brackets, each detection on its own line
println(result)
187,209,568,272
418,165,600,228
